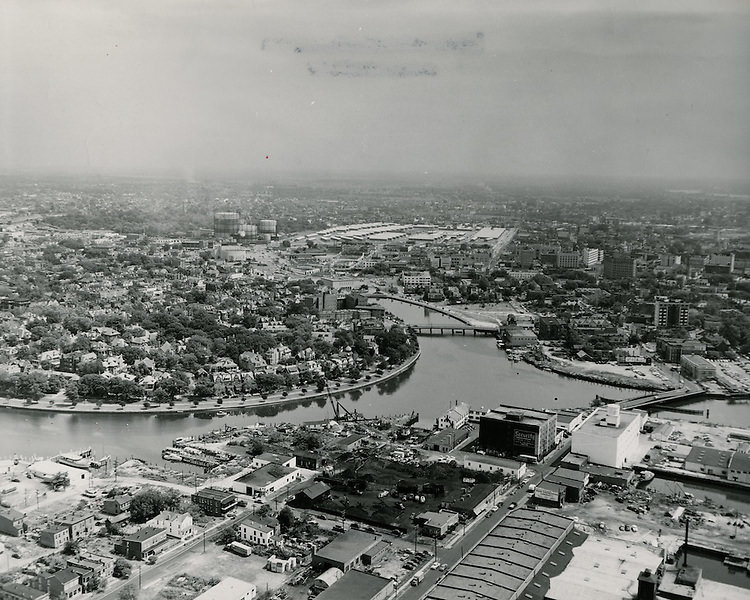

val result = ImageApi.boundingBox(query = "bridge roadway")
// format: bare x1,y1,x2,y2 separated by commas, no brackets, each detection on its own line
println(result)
369,293,500,334
409,324,498,336
619,388,705,410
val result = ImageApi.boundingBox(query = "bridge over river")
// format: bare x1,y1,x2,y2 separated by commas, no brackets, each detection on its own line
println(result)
369,293,500,336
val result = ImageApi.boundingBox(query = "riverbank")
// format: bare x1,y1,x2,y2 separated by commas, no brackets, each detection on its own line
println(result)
0,349,421,417
523,352,675,392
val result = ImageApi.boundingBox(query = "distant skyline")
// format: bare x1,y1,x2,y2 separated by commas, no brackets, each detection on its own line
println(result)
1,0,749,184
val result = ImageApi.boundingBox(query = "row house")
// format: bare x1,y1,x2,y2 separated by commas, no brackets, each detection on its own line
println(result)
67,553,115,580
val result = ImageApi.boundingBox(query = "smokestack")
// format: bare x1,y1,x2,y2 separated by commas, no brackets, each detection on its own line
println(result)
684,519,689,567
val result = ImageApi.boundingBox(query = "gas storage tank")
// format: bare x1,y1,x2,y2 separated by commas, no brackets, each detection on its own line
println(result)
258,219,277,235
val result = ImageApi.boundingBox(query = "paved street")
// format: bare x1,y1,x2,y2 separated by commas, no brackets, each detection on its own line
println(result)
396,440,571,599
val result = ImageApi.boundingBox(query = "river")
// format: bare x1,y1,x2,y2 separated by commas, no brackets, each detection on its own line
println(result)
0,299,746,464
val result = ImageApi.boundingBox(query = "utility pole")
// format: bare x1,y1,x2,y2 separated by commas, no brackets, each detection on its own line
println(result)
414,527,417,554
203,531,206,553
138,564,142,589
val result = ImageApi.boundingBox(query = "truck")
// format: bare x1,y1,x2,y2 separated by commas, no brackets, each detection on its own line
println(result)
226,541,253,557
410,574,424,586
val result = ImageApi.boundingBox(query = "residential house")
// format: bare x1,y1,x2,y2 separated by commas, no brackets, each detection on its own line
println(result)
39,525,71,549
0,583,49,600
102,495,132,516
146,512,193,540
114,526,167,560
0,508,24,536
238,515,280,546
45,568,82,599
54,512,95,541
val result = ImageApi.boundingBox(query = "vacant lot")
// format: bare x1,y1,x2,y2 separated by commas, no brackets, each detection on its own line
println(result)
140,541,290,600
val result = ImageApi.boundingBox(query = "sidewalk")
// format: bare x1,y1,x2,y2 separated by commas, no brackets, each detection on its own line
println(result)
0,351,420,417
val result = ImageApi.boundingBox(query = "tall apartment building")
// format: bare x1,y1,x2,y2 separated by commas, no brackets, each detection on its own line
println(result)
580,248,603,267
654,297,689,329
602,254,636,280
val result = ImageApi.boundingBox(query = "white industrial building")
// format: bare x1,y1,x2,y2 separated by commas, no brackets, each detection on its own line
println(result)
571,405,644,468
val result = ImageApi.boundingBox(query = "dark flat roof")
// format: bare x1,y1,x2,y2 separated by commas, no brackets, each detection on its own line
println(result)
315,530,379,564
315,570,391,600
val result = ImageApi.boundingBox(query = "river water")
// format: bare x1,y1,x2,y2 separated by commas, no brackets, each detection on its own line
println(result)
0,299,746,464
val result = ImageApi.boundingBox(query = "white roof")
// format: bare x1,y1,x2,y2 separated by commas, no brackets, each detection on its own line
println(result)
193,577,256,600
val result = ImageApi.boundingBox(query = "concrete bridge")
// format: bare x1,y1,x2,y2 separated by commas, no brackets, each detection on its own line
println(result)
620,389,705,410
368,292,499,335
409,324,499,336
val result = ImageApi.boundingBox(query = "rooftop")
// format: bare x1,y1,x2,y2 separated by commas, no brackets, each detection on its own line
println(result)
426,508,574,600
315,570,392,600
545,536,662,600
315,530,379,564
193,577,256,600
685,445,732,470
575,407,642,438
483,405,556,425
122,526,165,542
236,463,296,487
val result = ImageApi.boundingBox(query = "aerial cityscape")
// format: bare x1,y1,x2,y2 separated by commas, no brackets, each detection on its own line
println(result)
1,2,749,600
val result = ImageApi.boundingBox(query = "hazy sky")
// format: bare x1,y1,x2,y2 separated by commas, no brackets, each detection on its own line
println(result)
1,0,748,182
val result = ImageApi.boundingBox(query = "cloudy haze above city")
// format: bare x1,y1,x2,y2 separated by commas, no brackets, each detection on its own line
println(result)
2,0,749,182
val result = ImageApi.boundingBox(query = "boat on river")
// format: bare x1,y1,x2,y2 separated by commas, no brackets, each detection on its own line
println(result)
55,447,93,469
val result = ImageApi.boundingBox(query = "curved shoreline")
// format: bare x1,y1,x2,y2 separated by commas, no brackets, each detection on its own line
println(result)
0,350,421,417
522,353,674,392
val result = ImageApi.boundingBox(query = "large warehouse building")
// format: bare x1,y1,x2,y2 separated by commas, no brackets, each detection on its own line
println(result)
425,508,575,600
479,406,557,461
571,405,644,468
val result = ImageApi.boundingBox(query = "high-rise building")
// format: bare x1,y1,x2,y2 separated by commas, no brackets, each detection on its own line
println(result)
602,254,636,279
213,212,240,238
580,247,603,267
654,297,689,328
479,406,557,461
555,251,580,269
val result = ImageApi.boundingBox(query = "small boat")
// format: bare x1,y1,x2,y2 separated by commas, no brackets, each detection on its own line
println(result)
638,470,655,485
162,451,183,462
496,340,505,348
216,410,227,417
